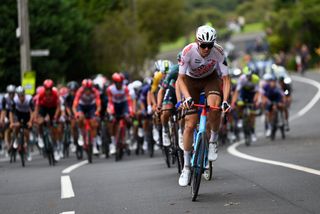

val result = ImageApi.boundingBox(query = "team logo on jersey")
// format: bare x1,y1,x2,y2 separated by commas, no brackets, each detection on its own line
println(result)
191,59,216,77
195,59,201,63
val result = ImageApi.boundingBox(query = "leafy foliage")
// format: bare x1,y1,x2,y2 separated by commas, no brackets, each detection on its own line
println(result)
266,0,320,55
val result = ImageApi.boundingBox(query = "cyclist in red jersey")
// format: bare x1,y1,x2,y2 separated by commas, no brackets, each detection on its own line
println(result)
107,73,133,153
72,79,101,150
34,79,61,159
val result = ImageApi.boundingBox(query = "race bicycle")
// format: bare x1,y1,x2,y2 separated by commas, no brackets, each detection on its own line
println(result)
189,101,220,201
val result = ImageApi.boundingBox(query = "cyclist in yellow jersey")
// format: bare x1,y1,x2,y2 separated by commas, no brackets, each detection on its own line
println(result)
231,66,260,142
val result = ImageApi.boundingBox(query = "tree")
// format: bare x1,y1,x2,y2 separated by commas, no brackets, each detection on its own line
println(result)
266,0,320,56
92,9,151,77
190,7,226,29
0,0,91,89
30,0,91,84
0,1,20,89
137,0,187,54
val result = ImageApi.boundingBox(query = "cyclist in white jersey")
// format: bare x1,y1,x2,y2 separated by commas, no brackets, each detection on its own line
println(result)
177,25,231,186
9,86,34,160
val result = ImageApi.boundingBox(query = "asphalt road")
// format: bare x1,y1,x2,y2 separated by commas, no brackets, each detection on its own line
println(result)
1,72,320,214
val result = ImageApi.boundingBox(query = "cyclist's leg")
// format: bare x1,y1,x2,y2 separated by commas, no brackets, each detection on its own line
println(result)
20,112,30,149
205,76,222,143
37,107,46,139
161,88,174,146
181,76,201,169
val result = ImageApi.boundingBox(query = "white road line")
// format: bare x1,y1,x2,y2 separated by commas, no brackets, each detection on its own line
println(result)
228,142,320,176
227,75,320,176
290,75,320,121
61,175,75,199
62,160,88,174
60,211,75,214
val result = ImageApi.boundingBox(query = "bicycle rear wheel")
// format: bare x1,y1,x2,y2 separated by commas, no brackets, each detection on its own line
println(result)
191,133,206,201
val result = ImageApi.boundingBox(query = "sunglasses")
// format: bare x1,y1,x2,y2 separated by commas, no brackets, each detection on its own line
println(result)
199,42,214,49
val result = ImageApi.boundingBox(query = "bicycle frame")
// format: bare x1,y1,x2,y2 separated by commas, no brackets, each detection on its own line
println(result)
191,103,221,167
191,104,208,169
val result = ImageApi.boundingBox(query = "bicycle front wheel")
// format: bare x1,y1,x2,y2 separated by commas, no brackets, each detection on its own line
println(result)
191,133,206,201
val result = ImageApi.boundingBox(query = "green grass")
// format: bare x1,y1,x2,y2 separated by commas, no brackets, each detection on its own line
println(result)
160,36,188,53
241,22,264,33
159,22,264,53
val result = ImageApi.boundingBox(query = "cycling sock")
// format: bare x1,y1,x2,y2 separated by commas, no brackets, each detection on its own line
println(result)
163,124,169,133
209,130,218,142
111,136,115,145
183,151,191,170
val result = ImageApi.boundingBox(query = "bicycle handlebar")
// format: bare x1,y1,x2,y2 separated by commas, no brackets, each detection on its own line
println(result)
193,104,221,111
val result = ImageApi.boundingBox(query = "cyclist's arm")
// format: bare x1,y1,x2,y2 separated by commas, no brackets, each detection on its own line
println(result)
175,78,182,102
106,87,115,115
9,109,14,126
94,89,101,114
178,48,192,99
231,89,239,107
156,88,165,108
125,87,133,115
72,91,80,116
1,98,6,124
219,56,231,103
28,99,35,124
34,96,40,118
177,74,191,99
54,99,61,120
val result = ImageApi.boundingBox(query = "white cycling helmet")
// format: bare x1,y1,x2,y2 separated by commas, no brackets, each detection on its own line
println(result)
129,80,142,90
196,25,217,43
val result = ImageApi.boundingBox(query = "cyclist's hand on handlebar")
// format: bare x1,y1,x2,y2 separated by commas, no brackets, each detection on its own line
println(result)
75,112,81,119
182,97,194,109
156,105,162,113
147,105,153,115
27,121,32,128
109,114,115,122
231,102,236,110
221,101,231,113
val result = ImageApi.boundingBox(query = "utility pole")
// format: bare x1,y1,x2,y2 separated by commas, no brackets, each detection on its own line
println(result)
17,0,31,83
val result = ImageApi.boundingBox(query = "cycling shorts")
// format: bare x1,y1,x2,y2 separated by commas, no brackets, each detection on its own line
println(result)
14,110,30,128
114,102,128,118
239,89,255,104
78,104,96,119
39,106,56,120
184,72,222,114
162,86,177,106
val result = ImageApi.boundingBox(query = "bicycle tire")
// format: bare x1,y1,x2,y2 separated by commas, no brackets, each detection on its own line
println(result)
280,126,286,139
243,114,251,146
43,129,54,166
10,147,16,163
203,161,213,181
271,109,278,141
19,150,25,167
115,124,125,161
177,148,184,174
101,122,110,159
19,131,25,167
163,146,171,168
87,144,92,163
191,133,206,201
